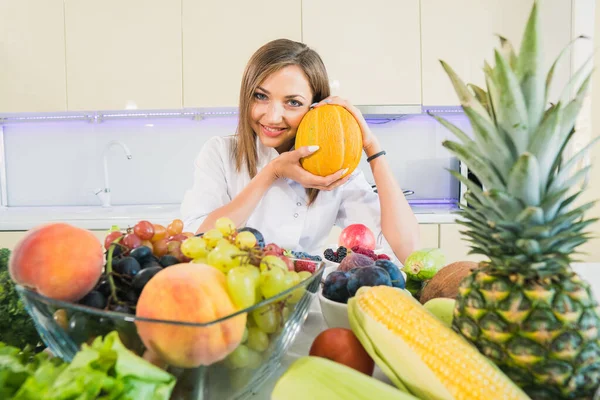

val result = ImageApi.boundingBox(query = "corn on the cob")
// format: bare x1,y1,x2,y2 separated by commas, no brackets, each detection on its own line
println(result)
348,286,531,400
271,356,420,400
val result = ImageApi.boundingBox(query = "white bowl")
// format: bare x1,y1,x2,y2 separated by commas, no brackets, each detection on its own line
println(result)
319,265,350,329
318,286,351,330
318,263,408,330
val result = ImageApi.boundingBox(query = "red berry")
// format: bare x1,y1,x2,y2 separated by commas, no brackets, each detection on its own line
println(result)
295,259,316,274
352,246,377,261
377,254,391,260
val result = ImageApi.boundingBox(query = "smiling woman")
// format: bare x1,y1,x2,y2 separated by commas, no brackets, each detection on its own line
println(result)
180,38,420,262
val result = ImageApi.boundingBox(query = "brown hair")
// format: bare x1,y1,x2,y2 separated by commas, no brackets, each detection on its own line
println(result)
233,38,330,205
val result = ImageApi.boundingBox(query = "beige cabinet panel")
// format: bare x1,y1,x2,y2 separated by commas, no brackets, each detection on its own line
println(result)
0,230,107,251
419,224,439,249
302,0,421,106
0,232,28,250
64,0,182,111
183,0,301,108
0,0,67,113
439,223,486,263
421,0,572,106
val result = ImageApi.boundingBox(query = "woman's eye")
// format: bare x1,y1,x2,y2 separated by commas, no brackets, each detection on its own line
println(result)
254,92,267,100
288,99,303,107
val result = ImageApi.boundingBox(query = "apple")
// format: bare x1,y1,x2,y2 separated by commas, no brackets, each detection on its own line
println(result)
264,243,284,255
309,328,374,375
338,224,376,251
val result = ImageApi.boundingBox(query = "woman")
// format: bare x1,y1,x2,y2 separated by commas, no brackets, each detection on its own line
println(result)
180,38,419,263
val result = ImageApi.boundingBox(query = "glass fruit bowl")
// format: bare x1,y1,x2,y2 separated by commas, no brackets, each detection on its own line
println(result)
15,258,325,400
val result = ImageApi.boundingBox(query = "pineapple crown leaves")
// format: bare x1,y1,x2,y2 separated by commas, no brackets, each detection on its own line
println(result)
431,0,598,276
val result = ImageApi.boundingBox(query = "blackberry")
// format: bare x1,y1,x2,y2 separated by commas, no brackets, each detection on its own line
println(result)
335,246,348,263
324,248,336,262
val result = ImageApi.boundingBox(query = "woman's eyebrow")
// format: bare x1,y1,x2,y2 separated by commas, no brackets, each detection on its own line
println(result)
256,86,306,101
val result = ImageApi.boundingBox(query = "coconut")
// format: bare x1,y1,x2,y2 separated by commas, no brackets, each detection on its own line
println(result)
419,261,479,304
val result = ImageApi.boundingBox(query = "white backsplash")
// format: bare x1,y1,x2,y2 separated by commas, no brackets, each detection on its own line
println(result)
3,113,471,207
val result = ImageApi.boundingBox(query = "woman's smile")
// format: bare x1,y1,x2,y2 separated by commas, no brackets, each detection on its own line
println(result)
260,124,288,138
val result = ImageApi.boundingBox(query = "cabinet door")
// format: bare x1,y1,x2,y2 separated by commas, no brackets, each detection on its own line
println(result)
0,232,27,250
302,0,421,106
419,224,439,249
64,0,182,111
183,0,302,108
421,0,572,106
0,0,67,113
439,223,486,263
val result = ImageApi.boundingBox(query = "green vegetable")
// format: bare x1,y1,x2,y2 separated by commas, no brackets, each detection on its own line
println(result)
401,248,446,281
0,331,176,399
0,248,42,349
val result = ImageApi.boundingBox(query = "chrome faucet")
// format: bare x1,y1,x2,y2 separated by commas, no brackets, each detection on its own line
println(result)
94,140,133,207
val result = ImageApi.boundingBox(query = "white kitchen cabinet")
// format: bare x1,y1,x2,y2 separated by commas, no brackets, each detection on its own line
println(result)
419,224,439,249
64,0,182,111
302,0,421,106
182,0,302,108
439,223,486,264
0,0,67,113
421,0,573,106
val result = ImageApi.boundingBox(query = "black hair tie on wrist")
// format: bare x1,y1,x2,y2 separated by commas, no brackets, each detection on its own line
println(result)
367,150,386,162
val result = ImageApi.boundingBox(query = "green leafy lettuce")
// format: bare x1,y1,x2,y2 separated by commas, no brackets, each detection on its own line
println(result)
0,331,176,399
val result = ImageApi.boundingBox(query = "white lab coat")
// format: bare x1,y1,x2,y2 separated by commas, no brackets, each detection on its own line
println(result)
180,135,389,256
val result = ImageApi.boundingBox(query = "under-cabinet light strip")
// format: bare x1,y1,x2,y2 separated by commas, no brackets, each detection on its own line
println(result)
422,107,465,114
0,106,465,125
0,108,242,124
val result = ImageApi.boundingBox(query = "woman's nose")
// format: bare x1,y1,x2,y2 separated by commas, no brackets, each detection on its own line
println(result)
264,102,284,124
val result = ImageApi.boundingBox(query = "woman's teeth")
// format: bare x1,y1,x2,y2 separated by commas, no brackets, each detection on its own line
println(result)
264,125,284,132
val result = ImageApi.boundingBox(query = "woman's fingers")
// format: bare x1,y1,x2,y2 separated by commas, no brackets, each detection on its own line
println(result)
311,96,365,124
319,174,352,191
311,96,344,109
294,145,320,159
300,168,349,190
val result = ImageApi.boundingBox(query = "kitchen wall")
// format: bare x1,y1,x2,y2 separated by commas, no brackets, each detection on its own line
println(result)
3,113,469,208
577,1,600,262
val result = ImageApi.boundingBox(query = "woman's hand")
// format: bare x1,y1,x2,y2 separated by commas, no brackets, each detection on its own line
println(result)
311,96,380,156
268,146,350,191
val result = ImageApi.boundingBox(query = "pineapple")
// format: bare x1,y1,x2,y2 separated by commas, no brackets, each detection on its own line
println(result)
432,1,600,399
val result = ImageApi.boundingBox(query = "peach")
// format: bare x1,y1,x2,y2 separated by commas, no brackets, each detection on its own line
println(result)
309,328,375,376
9,222,104,302
135,263,246,368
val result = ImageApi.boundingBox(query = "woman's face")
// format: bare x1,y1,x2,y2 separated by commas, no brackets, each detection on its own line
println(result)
250,65,313,153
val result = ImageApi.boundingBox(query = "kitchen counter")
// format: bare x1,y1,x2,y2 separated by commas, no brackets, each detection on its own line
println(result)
0,203,461,231
252,262,600,399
